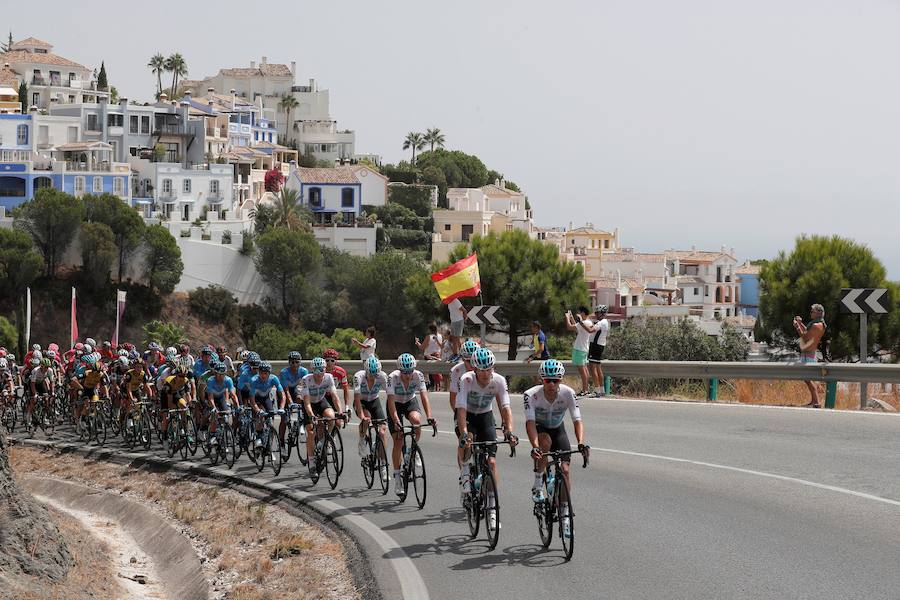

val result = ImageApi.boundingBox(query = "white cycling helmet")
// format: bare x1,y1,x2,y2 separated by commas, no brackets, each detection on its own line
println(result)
85,338,97,347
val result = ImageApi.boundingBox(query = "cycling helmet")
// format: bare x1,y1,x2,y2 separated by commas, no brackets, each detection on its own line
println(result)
0,349,5,358
460,339,479,359
85,338,96,347
0,358,7,370
201,345,213,355
311,357,326,373
83,344,93,354
471,347,495,371
128,349,140,361
148,342,160,351
46,349,57,359
216,345,226,354
118,348,128,357
32,350,42,360
29,357,40,367
83,353,98,366
248,351,260,362
166,346,177,357
175,364,190,377
240,350,250,361
288,350,302,362
118,356,129,367
594,304,608,315
48,343,59,352
122,342,135,351
365,355,381,375
7,354,14,362
249,356,261,368
259,361,271,373
32,344,41,352
398,353,416,373
102,341,111,349
40,358,51,367
539,359,565,380
74,342,84,351
323,348,339,360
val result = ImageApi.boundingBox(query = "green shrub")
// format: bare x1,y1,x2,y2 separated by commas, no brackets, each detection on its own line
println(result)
382,228,430,251
546,334,575,360
142,319,186,348
0,316,17,351
249,325,365,362
189,285,237,322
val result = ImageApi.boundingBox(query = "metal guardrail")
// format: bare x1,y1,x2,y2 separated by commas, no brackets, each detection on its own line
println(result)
264,359,900,384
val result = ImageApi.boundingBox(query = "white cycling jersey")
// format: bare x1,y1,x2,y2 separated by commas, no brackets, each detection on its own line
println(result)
354,370,389,402
449,361,471,394
302,373,336,405
523,383,581,429
387,370,426,404
30,368,55,384
457,371,510,415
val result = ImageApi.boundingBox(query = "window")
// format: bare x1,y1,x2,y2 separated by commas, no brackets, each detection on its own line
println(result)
114,177,124,196
87,114,99,131
308,187,321,206
74,176,85,195
67,126,78,143
461,224,474,241
604,240,610,249
620,296,626,307
129,147,139,157
107,114,123,127
694,288,699,295
31,92,39,106
162,179,172,194
341,187,354,208
210,180,219,195
67,95,74,103
130,115,139,133
705,285,709,297
183,179,191,193
93,177,103,192
16,124,28,145
591,239,595,248
444,224,451,231
632,295,639,306
141,116,150,134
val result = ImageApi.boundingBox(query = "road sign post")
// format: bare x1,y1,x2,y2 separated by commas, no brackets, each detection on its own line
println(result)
468,304,501,346
840,288,888,410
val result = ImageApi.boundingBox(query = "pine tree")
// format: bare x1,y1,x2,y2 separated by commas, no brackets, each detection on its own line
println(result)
97,61,108,91
17,81,26,113
1,32,12,53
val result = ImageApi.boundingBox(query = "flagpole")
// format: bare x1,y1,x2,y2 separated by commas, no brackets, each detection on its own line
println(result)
25,288,31,349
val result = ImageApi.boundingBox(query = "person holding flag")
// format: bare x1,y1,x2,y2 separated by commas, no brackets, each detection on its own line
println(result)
431,253,480,356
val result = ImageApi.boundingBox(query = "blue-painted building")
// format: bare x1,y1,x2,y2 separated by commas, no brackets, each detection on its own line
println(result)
737,261,760,317
286,166,363,224
0,114,131,210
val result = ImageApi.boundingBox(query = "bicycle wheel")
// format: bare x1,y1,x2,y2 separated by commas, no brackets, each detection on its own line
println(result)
96,413,107,446
268,425,282,476
536,473,553,548
125,416,136,449
186,415,199,456
374,435,390,495
208,427,221,466
308,436,321,485
362,432,375,489
295,425,308,467
283,423,295,463
140,411,153,450
166,423,177,458
331,426,344,476
483,472,500,550
324,436,340,490
558,473,575,561
256,427,267,473
411,445,427,509
223,425,236,469
466,486,481,538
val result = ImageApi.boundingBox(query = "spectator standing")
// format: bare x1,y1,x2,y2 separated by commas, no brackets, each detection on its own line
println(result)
416,323,444,390
526,321,550,363
353,327,378,361
447,299,468,357
565,306,596,396
793,303,827,408
588,305,610,396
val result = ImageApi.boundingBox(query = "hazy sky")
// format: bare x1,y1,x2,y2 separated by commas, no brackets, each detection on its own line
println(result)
11,0,900,276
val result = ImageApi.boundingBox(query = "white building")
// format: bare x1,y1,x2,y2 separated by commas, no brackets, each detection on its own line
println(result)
129,160,234,221
182,57,356,164
0,37,108,108
666,247,740,320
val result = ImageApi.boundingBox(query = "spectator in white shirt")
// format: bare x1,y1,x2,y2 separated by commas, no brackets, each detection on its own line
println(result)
352,327,378,361
416,323,444,390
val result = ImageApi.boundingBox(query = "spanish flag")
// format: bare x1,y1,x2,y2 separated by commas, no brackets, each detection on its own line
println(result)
431,253,481,304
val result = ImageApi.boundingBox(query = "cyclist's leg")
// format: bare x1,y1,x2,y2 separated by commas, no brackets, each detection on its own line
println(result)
471,412,498,479
387,406,407,470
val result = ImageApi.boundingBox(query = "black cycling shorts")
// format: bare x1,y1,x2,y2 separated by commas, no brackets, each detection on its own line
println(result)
212,394,230,412
360,398,386,422
388,400,421,434
536,423,571,461
588,344,606,363
466,411,497,456
305,401,331,425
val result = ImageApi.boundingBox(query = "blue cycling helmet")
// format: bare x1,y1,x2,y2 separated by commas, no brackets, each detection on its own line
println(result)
460,339,479,360
214,362,227,374
83,353,98,366
311,357,326,373
288,350,302,361
365,355,381,375
539,359,565,380
259,361,271,373
398,353,416,373
471,347,495,371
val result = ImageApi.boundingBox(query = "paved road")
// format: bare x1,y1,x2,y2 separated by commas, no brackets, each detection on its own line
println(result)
19,394,900,599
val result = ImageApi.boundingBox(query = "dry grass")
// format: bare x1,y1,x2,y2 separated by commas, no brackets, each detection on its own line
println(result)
3,506,122,600
728,380,900,410
9,446,361,600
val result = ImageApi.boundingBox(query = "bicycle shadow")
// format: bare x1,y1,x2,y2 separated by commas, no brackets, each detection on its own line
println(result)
380,507,466,531
449,543,569,570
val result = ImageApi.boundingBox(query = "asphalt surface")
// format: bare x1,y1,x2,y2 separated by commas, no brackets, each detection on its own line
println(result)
16,394,900,599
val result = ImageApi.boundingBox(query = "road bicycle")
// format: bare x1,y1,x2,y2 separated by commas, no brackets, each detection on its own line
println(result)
461,430,518,550
24,392,56,437
165,405,194,460
206,408,237,469
250,410,283,476
79,393,107,446
395,420,437,509
122,399,154,450
282,403,308,466
360,417,390,495
308,416,341,489
533,446,590,561
0,388,19,432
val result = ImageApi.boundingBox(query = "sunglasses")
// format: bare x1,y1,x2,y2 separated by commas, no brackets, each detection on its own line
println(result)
542,379,561,384
290,360,300,364
325,359,336,363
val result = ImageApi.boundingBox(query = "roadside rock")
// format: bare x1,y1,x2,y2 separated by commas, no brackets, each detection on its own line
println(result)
0,431,73,584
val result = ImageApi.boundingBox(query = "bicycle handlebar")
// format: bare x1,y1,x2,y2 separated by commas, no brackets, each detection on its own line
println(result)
400,419,438,438
539,446,591,468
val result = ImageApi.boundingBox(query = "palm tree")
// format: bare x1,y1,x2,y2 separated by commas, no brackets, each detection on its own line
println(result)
278,95,299,142
148,53,166,98
403,132,425,164
165,53,187,97
272,187,310,231
424,128,445,152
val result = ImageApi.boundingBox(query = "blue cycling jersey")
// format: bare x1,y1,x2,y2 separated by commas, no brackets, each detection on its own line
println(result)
193,358,214,379
279,366,308,390
250,374,283,398
237,369,256,392
206,375,235,398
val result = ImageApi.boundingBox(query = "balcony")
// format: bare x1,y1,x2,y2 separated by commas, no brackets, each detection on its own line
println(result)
154,124,186,135
64,161,112,172
31,76,46,85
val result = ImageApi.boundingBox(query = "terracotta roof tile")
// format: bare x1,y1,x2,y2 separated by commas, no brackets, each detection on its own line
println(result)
11,37,53,49
480,183,523,197
0,65,19,87
736,262,761,275
1,50,85,69
602,251,666,263
295,167,359,185
666,249,736,263
590,276,644,290
219,63,293,78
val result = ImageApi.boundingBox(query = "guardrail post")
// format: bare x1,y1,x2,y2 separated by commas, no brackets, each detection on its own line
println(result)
824,381,837,409
707,378,718,402
604,376,611,396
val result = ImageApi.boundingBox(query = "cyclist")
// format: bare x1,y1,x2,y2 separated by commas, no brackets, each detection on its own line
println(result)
457,347,516,519
0,358,14,395
449,339,479,470
301,357,344,468
70,353,107,433
23,343,41,366
386,353,436,497
158,364,194,437
248,361,286,447
323,348,350,416
217,346,235,378
236,353,260,409
27,357,55,424
99,341,116,365
353,355,390,458
524,359,588,537
121,356,152,422
279,351,308,442
206,362,238,444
